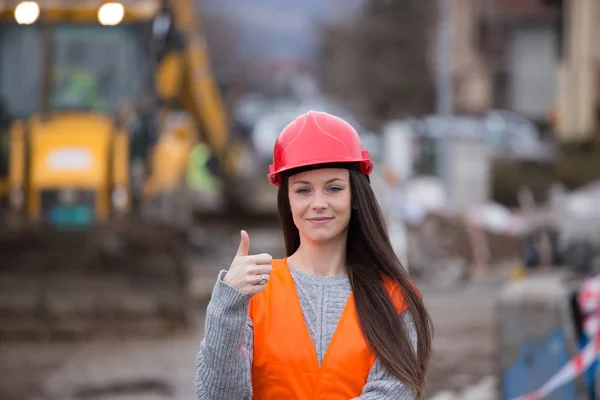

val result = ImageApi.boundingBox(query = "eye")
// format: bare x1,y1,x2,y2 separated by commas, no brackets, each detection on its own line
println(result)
295,188,310,194
328,186,343,193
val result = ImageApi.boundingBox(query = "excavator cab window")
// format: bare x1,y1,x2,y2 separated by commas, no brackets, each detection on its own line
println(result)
49,25,151,113
0,23,153,116
0,25,41,182
0,25,43,119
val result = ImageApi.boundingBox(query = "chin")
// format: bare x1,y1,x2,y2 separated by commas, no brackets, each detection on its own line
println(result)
303,227,344,243
306,233,334,243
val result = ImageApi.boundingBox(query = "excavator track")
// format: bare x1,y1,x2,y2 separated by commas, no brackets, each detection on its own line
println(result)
0,224,191,340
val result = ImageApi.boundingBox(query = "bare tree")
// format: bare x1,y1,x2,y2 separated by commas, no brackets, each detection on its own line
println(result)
196,3,250,103
201,12,241,76
317,0,436,126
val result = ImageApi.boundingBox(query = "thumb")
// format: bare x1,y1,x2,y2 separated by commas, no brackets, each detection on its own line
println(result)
236,230,250,257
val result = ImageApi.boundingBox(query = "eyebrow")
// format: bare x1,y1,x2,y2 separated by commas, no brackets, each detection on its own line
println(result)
291,178,346,185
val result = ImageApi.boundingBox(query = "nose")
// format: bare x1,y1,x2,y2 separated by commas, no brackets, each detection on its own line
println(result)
311,191,328,210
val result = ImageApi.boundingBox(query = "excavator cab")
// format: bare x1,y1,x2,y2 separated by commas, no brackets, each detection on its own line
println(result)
0,2,163,227
0,0,227,337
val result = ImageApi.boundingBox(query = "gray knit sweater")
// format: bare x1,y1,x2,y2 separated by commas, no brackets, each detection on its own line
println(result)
195,267,417,400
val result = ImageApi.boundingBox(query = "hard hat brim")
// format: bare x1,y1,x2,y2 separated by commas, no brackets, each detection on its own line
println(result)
268,155,373,187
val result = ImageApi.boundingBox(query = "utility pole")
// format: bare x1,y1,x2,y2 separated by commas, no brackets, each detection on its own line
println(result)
436,0,453,115
435,0,453,201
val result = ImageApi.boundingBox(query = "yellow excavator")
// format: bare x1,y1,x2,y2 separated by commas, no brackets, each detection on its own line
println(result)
0,0,244,337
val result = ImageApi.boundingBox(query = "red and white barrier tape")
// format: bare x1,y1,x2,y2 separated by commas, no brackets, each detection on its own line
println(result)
511,274,600,400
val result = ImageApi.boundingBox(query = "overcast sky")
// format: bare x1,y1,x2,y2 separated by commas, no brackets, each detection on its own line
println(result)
199,0,362,63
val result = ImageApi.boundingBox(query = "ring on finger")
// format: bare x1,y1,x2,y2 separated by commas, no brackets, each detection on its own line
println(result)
256,274,268,285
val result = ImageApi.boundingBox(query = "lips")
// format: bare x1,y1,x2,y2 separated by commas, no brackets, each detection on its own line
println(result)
307,217,333,224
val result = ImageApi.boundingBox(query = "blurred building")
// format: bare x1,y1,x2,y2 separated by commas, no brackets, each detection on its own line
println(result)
447,0,600,143
480,0,560,123
440,0,558,120
443,0,494,115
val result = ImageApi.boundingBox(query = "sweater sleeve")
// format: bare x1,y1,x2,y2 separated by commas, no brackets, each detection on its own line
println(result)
195,270,254,400
353,311,417,400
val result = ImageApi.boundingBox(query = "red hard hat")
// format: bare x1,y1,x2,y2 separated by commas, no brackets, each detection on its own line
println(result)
268,110,373,187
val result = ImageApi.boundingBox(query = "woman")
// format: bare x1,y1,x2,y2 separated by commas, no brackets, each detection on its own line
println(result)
196,111,433,399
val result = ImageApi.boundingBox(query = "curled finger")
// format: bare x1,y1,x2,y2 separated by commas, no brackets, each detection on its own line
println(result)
246,253,273,265
248,264,273,276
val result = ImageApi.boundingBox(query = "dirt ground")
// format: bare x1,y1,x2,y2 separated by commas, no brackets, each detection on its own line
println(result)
0,282,502,399
421,277,501,399
0,229,504,400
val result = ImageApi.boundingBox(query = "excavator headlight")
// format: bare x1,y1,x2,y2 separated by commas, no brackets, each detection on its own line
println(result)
98,2,124,26
15,1,40,25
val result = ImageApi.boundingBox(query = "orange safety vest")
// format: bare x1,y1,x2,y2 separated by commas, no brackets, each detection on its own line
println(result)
249,258,409,399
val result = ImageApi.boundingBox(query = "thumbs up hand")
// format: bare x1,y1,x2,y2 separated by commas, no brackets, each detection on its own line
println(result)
223,230,273,296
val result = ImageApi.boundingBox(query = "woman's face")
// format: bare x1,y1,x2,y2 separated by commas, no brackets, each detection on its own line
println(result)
288,168,352,244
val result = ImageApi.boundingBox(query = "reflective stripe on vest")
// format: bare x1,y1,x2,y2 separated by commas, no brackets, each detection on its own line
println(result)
249,258,409,400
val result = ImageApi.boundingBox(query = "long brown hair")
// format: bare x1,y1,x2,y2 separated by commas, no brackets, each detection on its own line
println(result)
277,165,433,396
